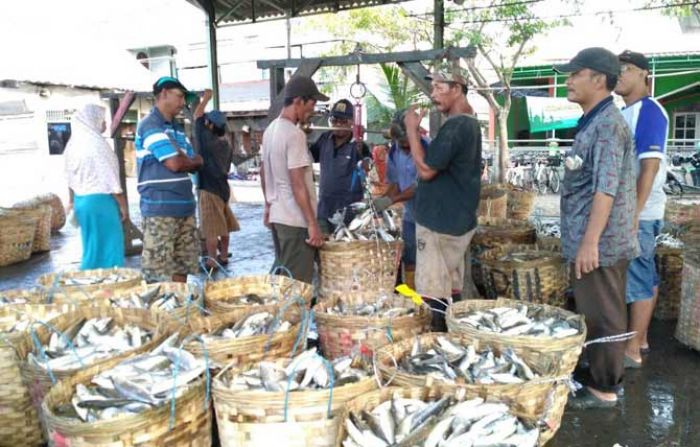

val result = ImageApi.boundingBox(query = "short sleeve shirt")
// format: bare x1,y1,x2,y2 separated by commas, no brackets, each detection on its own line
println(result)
414,114,482,236
386,139,428,224
621,96,668,221
262,117,317,228
560,97,640,266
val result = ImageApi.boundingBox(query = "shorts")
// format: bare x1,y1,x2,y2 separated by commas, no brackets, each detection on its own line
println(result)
142,215,200,281
199,190,240,239
402,220,416,266
415,224,475,298
626,219,662,303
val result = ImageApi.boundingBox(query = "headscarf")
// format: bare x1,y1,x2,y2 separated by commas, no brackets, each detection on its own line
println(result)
64,104,122,195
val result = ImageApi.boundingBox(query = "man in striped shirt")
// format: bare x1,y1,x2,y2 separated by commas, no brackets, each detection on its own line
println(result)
135,76,203,282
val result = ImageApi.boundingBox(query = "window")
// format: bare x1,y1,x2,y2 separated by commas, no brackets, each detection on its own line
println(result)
673,112,699,147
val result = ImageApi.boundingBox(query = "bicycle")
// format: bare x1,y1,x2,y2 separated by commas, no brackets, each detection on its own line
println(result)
533,156,561,194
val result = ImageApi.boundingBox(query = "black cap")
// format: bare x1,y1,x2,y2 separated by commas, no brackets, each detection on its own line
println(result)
553,47,621,77
330,99,354,120
619,50,650,71
153,76,196,101
283,76,329,101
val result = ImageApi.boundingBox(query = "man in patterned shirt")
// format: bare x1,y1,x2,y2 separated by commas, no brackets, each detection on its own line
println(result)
554,48,639,409
136,77,203,282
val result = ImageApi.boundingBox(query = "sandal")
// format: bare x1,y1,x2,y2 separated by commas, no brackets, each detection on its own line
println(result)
568,388,618,410
624,355,642,369
217,256,229,266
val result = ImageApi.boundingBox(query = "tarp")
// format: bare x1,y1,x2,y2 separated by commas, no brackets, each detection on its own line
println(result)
526,96,581,133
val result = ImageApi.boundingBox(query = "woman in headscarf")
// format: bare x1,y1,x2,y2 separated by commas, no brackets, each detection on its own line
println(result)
64,103,126,269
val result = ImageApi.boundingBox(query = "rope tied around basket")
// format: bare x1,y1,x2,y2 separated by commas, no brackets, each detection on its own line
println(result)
200,256,232,281
283,352,335,422
169,335,211,430
180,283,211,325
28,319,86,385
41,272,90,306
264,295,308,355
583,331,637,348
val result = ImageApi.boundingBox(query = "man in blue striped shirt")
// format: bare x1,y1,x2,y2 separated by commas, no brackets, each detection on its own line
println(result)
135,76,203,282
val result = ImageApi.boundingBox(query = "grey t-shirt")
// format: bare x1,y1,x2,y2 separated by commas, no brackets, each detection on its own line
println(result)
560,97,640,266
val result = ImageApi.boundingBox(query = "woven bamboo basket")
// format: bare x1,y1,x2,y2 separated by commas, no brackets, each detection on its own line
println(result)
318,240,403,301
15,193,66,234
472,217,537,252
185,303,305,369
314,291,431,360
334,385,561,447
479,184,508,219
110,281,205,324
204,275,313,315
37,267,143,304
479,244,568,306
507,186,536,220
17,306,171,435
0,215,36,267
375,332,571,442
536,236,561,253
213,356,376,446
664,198,700,227
446,299,586,377
654,245,684,320
0,303,77,446
675,250,700,351
1,205,52,253
42,356,211,447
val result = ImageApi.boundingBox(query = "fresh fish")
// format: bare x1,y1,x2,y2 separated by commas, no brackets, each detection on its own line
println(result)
201,312,292,342
332,201,402,242
456,304,581,338
324,294,415,318
111,286,200,313
61,273,131,287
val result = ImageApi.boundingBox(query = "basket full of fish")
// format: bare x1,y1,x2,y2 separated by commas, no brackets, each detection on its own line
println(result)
17,306,171,433
479,244,568,306
472,217,537,252
204,274,314,315
314,291,431,360
185,302,307,370
110,281,205,323
212,348,376,447
319,202,404,300
447,299,586,377
37,267,143,304
375,333,572,441
336,386,547,447
41,333,212,447
0,303,76,447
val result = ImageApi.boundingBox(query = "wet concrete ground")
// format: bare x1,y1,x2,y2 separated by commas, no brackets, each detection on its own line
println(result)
1,189,699,446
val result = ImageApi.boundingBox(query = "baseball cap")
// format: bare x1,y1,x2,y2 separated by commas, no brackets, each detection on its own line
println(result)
553,47,620,76
284,76,329,101
205,110,227,129
425,71,468,88
330,99,354,120
619,50,650,71
153,76,196,102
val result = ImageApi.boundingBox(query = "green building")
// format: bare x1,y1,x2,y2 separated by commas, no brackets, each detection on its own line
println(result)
506,51,700,152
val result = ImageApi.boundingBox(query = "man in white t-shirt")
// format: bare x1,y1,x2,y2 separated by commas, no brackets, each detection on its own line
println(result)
615,50,669,367
261,76,329,284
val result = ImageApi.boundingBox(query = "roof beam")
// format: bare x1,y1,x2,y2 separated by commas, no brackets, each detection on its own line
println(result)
257,46,477,70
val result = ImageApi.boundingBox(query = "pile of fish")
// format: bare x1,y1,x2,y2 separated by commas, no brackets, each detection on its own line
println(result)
58,272,132,287
398,336,538,385
0,294,28,305
201,311,292,341
110,285,199,312
220,347,368,392
329,202,401,242
53,333,206,423
227,293,278,306
495,251,547,263
27,317,153,372
456,305,580,338
656,233,684,249
324,295,415,318
536,222,560,239
343,394,538,447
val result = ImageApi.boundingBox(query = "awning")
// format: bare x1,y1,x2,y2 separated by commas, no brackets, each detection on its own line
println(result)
526,96,581,133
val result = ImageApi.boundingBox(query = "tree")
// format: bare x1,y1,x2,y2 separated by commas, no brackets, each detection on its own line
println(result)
646,0,700,15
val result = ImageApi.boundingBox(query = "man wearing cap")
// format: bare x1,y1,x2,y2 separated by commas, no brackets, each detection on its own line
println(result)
554,48,638,408
135,76,203,283
310,99,371,234
193,89,240,270
403,71,482,331
261,76,329,284
615,50,669,368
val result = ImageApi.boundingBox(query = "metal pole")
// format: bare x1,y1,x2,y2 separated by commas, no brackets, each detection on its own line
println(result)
430,0,445,139
205,5,220,109
286,11,292,60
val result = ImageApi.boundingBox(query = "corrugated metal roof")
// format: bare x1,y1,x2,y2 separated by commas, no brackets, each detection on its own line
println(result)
189,0,408,25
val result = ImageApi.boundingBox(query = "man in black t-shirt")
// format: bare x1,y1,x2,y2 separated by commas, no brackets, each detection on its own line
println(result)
403,71,482,331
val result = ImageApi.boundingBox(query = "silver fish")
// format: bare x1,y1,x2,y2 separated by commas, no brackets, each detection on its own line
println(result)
325,295,415,318
457,305,581,339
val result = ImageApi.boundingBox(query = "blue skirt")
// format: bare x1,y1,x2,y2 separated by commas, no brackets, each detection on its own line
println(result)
74,194,125,269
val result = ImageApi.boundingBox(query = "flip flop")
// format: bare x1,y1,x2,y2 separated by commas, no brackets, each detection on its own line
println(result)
568,388,618,410
217,256,229,266
624,355,642,369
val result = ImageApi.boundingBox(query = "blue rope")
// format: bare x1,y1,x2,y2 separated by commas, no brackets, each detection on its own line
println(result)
270,265,294,279
169,335,211,430
28,319,86,385
283,353,335,422
264,296,307,354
